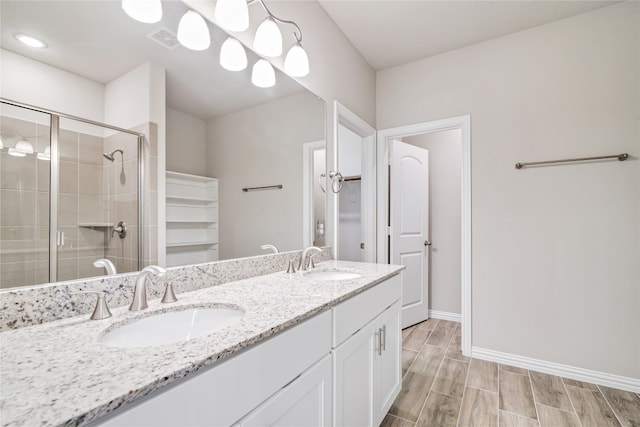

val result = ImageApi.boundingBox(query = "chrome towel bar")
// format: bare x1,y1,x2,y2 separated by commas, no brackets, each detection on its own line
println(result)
242,185,283,192
515,153,628,169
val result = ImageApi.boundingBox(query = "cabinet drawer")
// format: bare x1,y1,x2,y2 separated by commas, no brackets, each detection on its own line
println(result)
332,274,401,347
96,310,332,426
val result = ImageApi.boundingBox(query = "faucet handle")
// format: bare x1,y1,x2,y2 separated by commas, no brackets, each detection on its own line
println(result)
286,259,297,274
309,252,321,269
70,291,112,320
161,281,178,303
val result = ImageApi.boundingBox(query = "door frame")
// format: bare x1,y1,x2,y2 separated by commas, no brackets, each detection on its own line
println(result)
302,140,326,248
333,102,376,262
377,115,472,356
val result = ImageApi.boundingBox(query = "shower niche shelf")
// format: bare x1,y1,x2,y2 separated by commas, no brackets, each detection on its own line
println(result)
165,171,219,267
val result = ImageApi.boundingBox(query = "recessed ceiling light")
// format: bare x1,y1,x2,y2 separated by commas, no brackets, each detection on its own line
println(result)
14,33,47,48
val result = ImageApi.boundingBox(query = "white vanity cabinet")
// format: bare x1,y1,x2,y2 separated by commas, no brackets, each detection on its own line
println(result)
96,311,332,426
332,275,402,427
237,354,332,426
94,273,401,427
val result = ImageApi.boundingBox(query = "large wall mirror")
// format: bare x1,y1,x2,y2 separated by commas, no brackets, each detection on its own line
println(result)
0,0,326,288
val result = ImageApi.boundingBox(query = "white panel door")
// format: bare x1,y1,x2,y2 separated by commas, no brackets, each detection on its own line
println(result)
390,140,430,328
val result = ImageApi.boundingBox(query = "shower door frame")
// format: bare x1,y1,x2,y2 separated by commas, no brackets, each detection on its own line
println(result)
1,98,146,281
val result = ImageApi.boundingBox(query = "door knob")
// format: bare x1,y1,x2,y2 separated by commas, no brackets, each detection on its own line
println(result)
424,240,432,246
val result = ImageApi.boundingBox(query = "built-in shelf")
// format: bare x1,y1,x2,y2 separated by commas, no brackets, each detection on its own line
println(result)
166,241,218,248
166,220,217,224
166,195,217,203
166,171,219,267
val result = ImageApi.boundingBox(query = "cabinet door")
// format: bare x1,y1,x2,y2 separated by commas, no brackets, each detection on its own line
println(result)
239,355,332,426
373,300,402,426
333,322,375,427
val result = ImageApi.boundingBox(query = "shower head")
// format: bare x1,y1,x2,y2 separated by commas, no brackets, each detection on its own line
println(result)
103,148,124,162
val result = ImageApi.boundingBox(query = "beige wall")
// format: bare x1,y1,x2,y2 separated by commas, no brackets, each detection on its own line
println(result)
166,108,207,176
378,2,639,379
206,92,325,259
404,129,462,316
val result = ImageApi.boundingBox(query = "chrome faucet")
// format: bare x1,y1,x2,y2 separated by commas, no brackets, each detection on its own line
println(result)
130,265,166,311
93,258,117,276
298,246,322,271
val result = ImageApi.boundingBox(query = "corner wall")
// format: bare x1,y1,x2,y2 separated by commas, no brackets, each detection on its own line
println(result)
377,2,640,380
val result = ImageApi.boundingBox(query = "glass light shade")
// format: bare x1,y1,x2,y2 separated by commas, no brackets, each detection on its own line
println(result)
220,37,247,71
121,0,162,24
8,138,33,157
253,17,282,57
37,145,51,161
251,59,276,88
284,43,309,77
214,0,249,32
0,136,4,149
14,33,46,48
177,10,211,51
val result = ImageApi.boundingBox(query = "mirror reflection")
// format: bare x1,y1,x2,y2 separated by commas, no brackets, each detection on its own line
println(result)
0,0,326,287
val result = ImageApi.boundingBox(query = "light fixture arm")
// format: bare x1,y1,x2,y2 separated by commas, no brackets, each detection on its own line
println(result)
252,0,303,43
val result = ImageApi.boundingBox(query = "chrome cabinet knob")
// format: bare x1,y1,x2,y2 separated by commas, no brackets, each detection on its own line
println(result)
424,240,432,246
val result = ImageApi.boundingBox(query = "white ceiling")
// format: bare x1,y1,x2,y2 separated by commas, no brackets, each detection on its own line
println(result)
318,0,620,70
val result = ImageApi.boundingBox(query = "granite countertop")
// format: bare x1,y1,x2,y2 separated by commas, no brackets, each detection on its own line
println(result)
0,260,403,427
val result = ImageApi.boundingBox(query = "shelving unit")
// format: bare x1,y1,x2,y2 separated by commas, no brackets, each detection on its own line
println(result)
165,171,219,267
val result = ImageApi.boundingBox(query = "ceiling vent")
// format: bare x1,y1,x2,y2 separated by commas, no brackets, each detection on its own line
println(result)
147,28,180,50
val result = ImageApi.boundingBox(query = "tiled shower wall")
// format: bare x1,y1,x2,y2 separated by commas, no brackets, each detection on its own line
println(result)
58,125,109,281
103,130,139,274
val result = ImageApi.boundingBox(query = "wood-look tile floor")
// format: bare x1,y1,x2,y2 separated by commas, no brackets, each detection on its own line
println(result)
382,319,640,427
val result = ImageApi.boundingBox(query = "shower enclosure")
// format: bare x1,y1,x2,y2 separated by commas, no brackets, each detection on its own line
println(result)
0,99,144,288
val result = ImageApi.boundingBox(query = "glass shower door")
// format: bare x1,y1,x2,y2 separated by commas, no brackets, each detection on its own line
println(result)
0,103,52,288
0,101,141,288
57,117,140,281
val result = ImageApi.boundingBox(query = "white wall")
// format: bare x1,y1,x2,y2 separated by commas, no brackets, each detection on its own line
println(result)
0,49,104,121
206,91,325,259
404,129,462,316
166,108,207,176
378,2,640,380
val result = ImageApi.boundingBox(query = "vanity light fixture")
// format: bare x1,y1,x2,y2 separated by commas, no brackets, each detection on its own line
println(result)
121,0,162,24
14,33,47,48
214,0,249,32
177,10,211,51
253,0,309,77
253,16,282,57
251,59,275,88
37,145,51,161
284,41,309,77
8,138,34,157
220,37,248,71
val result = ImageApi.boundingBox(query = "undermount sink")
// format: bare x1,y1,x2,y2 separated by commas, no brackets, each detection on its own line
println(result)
303,270,362,281
99,305,244,348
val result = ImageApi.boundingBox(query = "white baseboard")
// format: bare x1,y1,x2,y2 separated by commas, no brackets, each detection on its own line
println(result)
428,310,461,323
472,347,640,393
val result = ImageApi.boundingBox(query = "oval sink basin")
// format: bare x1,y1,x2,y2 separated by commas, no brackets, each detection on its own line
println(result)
303,270,362,281
99,306,244,348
